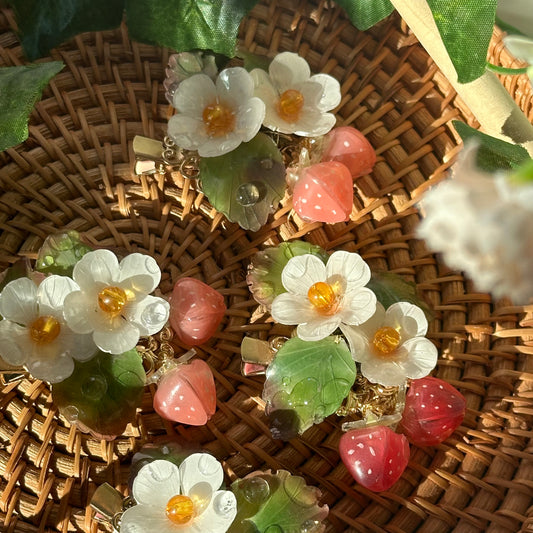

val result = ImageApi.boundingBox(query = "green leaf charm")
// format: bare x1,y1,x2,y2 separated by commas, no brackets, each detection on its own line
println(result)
335,0,394,31
263,336,356,439
52,349,145,439
247,241,328,307
0,62,63,151
126,0,259,57
229,470,328,533
427,0,497,84
35,230,93,277
200,133,286,231
8,0,124,60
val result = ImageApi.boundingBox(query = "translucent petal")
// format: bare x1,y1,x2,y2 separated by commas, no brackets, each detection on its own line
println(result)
326,251,371,290
133,460,181,507
125,295,170,336
269,52,311,92
120,504,171,533
61,331,98,361
197,135,242,158
168,114,208,151
62,291,94,334
173,73,217,119
37,275,78,315
179,453,223,496
385,302,428,338
297,315,341,341
401,337,438,379
353,302,386,339
251,69,278,104
119,254,161,294
26,349,74,383
217,67,254,107
361,357,408,387
309,73,342,111
296,80,323,108
282,254,326,294
190,491,237,533
93,321,140,354
271,293,315,325
235,97,265,142
0,320,28,365
0,277,38,325
503,35,533,63
72,249,118,290
340,325,371,363
292,110,336,137
339,288,377,326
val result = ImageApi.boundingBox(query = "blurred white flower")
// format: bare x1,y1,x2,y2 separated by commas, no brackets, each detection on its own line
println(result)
120,455,237,533
168,67,265,157
0,276,97,383
63,249,169,354
417,145,533,303
251,52,341,136
271,251,376,341
503,34,533,85
343,302,437,387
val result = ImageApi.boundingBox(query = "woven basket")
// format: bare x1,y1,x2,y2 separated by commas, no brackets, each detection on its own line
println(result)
1,2,533,532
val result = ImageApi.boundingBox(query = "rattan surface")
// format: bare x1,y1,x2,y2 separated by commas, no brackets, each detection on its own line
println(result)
1,1,533,532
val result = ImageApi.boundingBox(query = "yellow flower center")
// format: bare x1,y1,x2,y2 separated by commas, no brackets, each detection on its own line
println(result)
277,89,304,123
202,102,235,137
307,281,338,315
29,315,61,344
372,326,401,355
97,286,127,317
166,494,195,525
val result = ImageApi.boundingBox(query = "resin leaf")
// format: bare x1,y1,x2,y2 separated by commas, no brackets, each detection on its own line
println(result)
247,241,328,307
335,0,394,31
52,349,145,439
35,230,93,277
263,336,355,439
0,62,63,150
200,133,286,231
229,470,328,533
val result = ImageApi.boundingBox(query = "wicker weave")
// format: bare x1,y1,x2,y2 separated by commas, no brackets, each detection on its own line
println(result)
1,1,533,532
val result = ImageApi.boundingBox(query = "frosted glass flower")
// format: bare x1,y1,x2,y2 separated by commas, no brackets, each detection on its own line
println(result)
0,276,97,383
168,67,265,157
417,145,533,303
251,52,341,136
343,302,438,387
504,35,533,85
120,455,237,533
271,251,377,341
63,249,170,354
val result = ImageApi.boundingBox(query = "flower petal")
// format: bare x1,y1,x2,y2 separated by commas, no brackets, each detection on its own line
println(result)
269,52,310,92
37,275,79,316
217,67,254,107
197,135,242,157
235,97,265,142
296,80,323,108
282,254,327,294
93,320,140,354
179,453,223,496
120,504,171,533
26,349,74,383
168,114,208,151
361,357,408,387
271,293,314,325
401,337,438,380
309,73,342,111
173,73,217,118
62,331,98,361
190,491,237,533
340,324,371,362
385,302,428,338
504,35,533,63
297,315,341,341
124,295,170,336
339,288,377,325
0,320,28,365
119,254,161,294
72,249,119,290
0,277,38,325
326,251,371,291
63,291,94,334
292,111,336,137
132,460,181,507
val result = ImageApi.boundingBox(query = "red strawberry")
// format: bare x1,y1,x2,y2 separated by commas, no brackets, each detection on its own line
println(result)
400,377,466,446
339,426,410,492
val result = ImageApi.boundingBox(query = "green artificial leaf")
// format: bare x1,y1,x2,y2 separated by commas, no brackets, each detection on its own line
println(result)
335,0,394,31
52,349,145,439
453,120,531,171
263,336,356,439
247,241,328,307
35,230,93,277
200,133,286,231
427,0,497,84
229,470,328,533
8,0,124,60
511,159,533,184
0,62,63,151
126,0,259,57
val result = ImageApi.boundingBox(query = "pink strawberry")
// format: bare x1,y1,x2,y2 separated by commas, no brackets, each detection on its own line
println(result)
400,377,466,446
339,426,410,492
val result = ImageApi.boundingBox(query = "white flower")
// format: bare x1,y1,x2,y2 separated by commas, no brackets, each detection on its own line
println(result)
168,67,265,157
0,276,97,383
271,251,377,341
120,454,237,533
63,250,169,354
417,145,533,303
251,52,341,136
343,302,438,387
504,35,533,85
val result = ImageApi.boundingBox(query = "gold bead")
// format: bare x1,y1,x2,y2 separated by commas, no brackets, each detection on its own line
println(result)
166,494,194,525
202,103,236,137
277,89,304,122
97,286,127,316
307,281,338,315
372,326,401,355
29,315,61,344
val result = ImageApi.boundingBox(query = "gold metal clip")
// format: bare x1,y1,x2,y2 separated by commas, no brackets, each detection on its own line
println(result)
0,360,27,385
90,483,125,524
133,135,166,175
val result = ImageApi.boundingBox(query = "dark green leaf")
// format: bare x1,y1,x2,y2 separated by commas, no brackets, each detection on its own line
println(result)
453,120,531,171
8,0,124,60
0,62,63,151
427,0,497,83
126,0,259,57
335,0,394,31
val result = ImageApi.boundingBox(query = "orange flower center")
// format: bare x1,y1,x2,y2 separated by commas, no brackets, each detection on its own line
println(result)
372,326,401,355
166,494,194,525
202,102,235,137
97,286,127,316
308,281,338,315
29,315,61,344
277,89,304,122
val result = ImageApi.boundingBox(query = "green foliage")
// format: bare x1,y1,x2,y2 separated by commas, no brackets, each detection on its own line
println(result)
335,0,394,31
